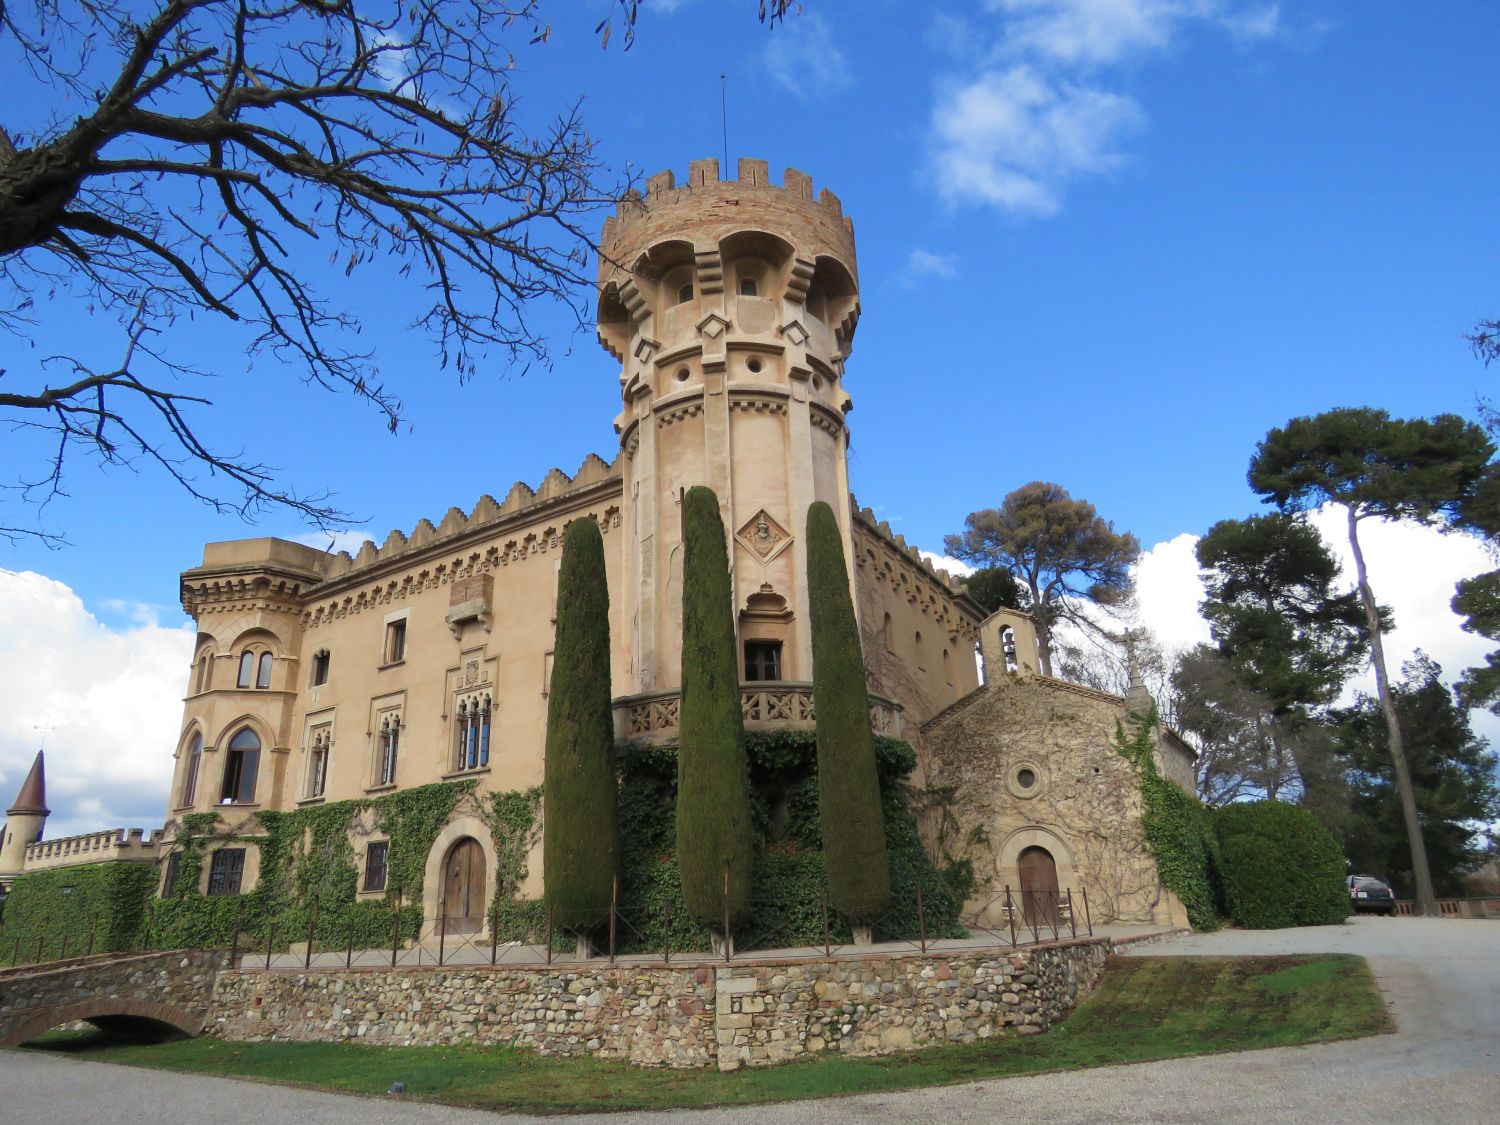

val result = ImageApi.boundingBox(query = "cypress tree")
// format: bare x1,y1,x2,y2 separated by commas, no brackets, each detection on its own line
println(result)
806,500,891,926
676,485,755,932
543,516,617,932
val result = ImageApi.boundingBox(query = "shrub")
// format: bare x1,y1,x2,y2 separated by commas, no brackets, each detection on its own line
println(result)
543,516,618,931
0,862,157,960
806,500,890,925
1215,800,1350,929
675,485,755,931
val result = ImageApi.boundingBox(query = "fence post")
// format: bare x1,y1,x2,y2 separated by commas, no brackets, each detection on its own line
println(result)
1049,893,1060,942
1066,890,1077,939
346,918,355,969
546,902,554,967
1081,887,1093,937
1028,893,1041,945
59,933,69,961
229,900,243,966
722,860,731,964
34,929,45,964
87,914,98,957
490,909,499,968
609,875,618,965
1005,885,1017,947
821,892,831,958
305,896,318,970
438,903,448,967
917,885,928,953
663,900,671,964
10,936,20,966
266,919,277,971
391,901,401,968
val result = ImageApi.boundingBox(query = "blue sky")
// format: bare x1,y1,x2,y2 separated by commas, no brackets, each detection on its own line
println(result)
3,1,1499,833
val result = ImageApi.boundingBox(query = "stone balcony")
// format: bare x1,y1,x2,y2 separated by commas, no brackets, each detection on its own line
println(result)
613,681,904,744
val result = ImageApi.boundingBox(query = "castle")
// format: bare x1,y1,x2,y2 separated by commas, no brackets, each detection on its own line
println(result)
1,159,1194,935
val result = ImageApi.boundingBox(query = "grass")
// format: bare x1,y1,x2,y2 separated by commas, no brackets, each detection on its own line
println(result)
23,955,1391,1114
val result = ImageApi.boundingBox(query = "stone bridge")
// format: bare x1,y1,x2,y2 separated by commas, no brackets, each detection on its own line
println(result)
0,948,228,1047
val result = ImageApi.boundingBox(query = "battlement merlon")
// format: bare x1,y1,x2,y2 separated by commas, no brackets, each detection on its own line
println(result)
598,158,858,290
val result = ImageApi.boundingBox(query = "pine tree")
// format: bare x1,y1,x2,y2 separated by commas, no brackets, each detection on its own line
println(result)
676,486,754,933
806,500,892,927
543,516,617,932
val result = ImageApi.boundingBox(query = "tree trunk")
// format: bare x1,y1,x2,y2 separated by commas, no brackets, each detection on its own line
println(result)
1346,505,1438,915
1028,576,1053,676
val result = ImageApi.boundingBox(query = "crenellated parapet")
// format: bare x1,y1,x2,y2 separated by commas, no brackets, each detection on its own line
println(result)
851,495,985,647
23,827,164,873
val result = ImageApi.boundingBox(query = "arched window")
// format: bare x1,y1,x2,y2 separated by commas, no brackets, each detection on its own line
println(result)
1001,626,1019,673
943,647,953,685
236,651,254,688
454,694,492,772
310,649,331,687
181,733,203,807
882,612,894,653
194,653,213,693
377,713,401,786
306,728,330,799
915,631,925,672
256,651,273,689
220,728,261,805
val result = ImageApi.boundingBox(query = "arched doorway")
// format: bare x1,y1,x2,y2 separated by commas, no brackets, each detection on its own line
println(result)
441,837,486,934
1018,845,1059,928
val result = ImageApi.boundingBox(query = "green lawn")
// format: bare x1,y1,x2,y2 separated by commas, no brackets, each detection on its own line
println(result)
24,955,1390,1114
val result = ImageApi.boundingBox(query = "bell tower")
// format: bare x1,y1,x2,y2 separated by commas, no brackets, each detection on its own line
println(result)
598,158,861,695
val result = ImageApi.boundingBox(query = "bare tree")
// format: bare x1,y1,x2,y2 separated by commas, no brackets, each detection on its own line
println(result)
0,1,794,541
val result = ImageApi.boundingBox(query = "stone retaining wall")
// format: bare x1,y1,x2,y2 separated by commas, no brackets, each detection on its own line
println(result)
210,938,1111,1070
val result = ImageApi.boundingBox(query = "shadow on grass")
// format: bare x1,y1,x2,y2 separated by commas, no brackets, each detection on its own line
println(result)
24,954,1392,1114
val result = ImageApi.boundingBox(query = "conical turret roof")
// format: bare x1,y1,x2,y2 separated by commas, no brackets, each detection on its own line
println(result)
7,750,48,816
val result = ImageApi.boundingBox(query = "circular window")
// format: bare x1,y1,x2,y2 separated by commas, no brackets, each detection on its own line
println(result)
1006,761,1046,800
747,356,764,374
674,367,690,383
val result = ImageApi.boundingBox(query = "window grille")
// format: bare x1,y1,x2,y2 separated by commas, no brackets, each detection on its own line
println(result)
364,841,389,892
207,848,246,896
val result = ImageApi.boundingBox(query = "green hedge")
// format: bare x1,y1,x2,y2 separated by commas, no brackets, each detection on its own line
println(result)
1214,801,1350,929
616,731,968,951
0,861,158,962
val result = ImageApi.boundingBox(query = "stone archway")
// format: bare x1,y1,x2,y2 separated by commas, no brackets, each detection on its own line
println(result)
995,825,1078,920
422,815,499,938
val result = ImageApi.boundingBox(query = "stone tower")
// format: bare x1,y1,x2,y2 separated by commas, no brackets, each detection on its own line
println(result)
0,751,48,886
597,158,861,694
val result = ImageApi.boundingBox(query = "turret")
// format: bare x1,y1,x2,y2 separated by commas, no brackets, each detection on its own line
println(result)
0,751,49,885
598,158,862,693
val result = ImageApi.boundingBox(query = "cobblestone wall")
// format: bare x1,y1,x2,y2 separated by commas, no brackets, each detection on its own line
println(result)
209,938,1111,1070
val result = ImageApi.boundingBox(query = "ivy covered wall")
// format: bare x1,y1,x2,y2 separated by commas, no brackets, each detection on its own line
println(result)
0,861,158,961
617,732,972,951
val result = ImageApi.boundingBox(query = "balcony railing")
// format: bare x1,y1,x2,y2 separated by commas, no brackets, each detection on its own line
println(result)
613,681,903,742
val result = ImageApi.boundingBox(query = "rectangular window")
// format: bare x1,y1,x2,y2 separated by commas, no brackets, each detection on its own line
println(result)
162,851,182,898
364,841,389,892
207,848,246,896
311,650,330,686
384,620,407,665
744,641,782,682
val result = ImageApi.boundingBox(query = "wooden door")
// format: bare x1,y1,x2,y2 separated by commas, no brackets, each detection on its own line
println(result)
1018,846,1059,929
442,837,486,934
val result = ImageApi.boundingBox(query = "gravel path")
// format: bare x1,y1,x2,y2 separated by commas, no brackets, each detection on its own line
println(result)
2,916,1494,1123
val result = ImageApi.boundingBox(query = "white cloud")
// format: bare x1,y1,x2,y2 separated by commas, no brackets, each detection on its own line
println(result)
906,249,959,281
933,65,1143,215
1132,509,1498,714
932,1,1284,214
0,571,193,840
919,550,976,579
761,13,851,97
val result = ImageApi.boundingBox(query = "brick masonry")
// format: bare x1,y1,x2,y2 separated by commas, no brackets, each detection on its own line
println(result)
209,938,1112,1071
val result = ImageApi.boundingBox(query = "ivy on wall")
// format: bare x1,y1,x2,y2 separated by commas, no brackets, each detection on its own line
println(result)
1115,710,1223,931
615,731,970,951
0,862,158,962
